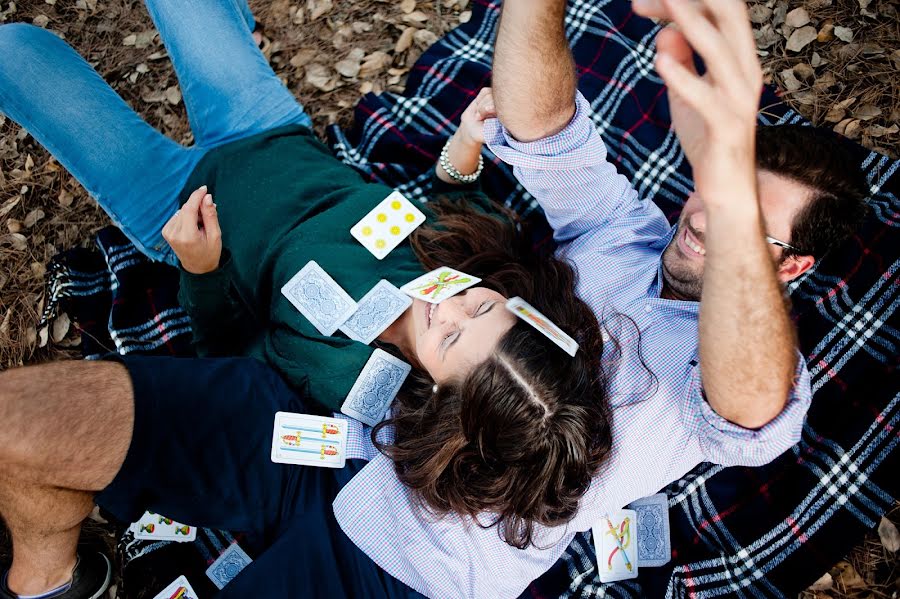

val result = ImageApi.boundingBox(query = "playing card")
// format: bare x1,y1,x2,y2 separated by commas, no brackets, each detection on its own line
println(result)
130,511,196,543
341,349,411,426
593,509,639,583
350,190,426,260
281,261,358,336
400,267,481,304
152,575,199,599
505,296,579,357
271,411,347,468
628,493,671,567
339,280,412,345
205,543,252,590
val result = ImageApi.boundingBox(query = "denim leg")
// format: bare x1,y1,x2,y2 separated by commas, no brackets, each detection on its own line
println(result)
0,24,197,265
143,0,313,148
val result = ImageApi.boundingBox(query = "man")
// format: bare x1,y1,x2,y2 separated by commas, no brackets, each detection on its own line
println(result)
0,1,868,599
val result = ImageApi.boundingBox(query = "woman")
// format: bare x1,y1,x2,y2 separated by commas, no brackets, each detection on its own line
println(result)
0,0,611,555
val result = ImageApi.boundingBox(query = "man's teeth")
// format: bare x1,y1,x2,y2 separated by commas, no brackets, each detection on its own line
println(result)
685,235,706,256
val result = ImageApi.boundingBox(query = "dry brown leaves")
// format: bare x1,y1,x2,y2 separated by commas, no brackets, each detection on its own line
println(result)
799,503,900,599
750,0,899,158
0,0,469,368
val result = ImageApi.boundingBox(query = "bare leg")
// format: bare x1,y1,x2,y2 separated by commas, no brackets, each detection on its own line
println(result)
0,361,133,595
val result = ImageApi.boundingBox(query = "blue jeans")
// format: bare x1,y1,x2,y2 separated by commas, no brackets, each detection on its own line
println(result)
0,0,312,265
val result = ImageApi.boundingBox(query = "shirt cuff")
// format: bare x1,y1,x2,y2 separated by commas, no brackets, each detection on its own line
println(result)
483,90,607,171
695,352,812,467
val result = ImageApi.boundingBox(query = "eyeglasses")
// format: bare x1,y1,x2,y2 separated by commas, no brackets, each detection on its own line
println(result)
765,235,800,253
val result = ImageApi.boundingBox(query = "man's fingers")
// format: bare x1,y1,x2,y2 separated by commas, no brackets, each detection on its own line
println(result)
656,51,716,118
661,0,739,90
199,194,221,240
656,27,695,73
632,0,669,19
699,0,759,80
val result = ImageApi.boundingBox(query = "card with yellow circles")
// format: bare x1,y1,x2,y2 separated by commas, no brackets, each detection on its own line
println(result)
350,191,426,260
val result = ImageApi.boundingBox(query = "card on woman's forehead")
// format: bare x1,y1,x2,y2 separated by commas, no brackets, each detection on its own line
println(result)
152,575,198,599
505,296,578,357
339,280,412,345
627,492,671,567
341,348,411,426
271,411,347,468
281,261,358,336
593,508,639,583
129,511,196,542
351,190,426,260
400,267,481,304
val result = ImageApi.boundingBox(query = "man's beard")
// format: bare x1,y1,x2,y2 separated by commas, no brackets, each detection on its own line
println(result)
661,236,703,301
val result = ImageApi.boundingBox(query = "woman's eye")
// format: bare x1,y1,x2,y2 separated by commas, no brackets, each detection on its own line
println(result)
442,331,459,349
473,301,490,316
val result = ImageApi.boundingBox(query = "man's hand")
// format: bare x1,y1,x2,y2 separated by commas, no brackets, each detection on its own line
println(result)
636,0,795,429
162,185,222,275
635,0,762,205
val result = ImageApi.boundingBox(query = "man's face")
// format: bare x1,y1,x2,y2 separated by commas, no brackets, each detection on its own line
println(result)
661,170,814,301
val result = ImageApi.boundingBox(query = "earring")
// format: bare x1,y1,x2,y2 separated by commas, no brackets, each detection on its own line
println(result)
432,384,439,394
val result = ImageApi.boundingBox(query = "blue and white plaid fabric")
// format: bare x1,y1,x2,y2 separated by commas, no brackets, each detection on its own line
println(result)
44,0,898,596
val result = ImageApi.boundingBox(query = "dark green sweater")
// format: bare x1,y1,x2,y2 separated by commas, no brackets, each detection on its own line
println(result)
177,125,499,411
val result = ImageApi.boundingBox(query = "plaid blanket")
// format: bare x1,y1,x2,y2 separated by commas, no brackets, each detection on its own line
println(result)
44,0,898,596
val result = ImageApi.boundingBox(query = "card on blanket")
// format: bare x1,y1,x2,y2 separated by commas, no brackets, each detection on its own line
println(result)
152,575,199,599
593,509,639,583
130,511,197,543
206,543,252,590
627,493,671,567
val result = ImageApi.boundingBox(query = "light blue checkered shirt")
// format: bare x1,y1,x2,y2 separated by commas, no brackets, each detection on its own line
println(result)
332,92,812,599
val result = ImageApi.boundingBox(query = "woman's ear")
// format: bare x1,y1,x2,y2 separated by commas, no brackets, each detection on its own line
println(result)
777,254,815,283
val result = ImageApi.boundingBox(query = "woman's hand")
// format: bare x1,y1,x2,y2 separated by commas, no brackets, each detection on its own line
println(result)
634,0,762,207
437,88,496,184
457,87,496,146
162,185,223,275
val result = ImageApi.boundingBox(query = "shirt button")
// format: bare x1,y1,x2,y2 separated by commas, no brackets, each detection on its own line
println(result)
644,305,652,313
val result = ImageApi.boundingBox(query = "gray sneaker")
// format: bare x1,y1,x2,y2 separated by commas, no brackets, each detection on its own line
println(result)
0,552,111,599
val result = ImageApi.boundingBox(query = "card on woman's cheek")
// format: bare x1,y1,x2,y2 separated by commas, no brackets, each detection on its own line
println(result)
593,508,639,583
271,411,347,468
400,267,481,304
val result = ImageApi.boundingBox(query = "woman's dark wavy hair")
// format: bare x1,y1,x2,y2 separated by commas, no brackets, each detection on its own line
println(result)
373,195,612,549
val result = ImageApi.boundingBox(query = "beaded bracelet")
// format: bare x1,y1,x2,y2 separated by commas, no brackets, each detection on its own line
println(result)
439,138,484,184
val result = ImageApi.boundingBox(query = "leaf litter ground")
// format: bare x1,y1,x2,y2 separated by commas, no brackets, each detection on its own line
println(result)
0,0,897,597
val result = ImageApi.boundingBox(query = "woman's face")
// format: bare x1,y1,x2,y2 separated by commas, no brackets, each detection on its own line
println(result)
408,287,517,383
